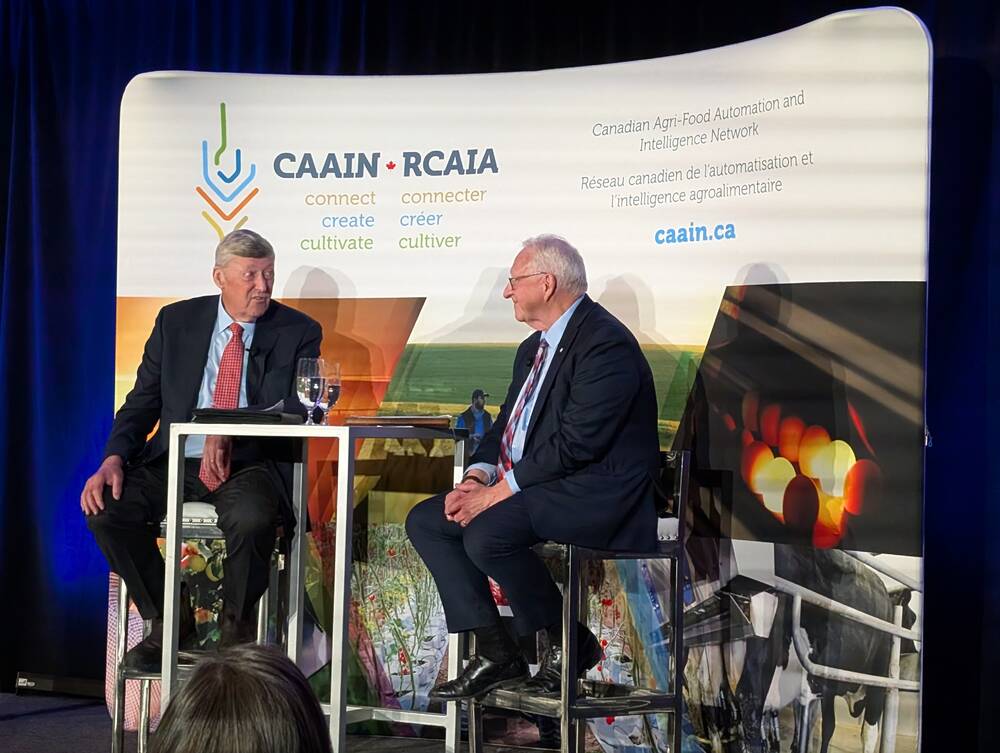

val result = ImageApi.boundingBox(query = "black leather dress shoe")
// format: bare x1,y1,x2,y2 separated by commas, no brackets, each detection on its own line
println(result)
122,585,198,673
121,629,199,673
122,634,164,673
218,601,257,649
518,628,602,694
429,654,529,701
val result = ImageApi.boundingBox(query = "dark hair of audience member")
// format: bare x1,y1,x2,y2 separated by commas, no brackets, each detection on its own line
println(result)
150,643,332,753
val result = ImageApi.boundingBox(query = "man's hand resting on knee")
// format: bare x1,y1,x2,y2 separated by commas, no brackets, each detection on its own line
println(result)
80,455,124,515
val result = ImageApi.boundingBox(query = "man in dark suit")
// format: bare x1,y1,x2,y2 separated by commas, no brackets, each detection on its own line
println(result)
406,234,660,699
80,229,322,671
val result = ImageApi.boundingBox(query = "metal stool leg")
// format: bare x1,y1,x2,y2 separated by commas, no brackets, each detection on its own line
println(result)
444,631,463,753
138,680,151,753
673,556,684,753
269,549,281,642
261,548,283,645
111,575,129,753
274,552,288,649
468,699,485,753
571,554,591,753
572,720,586,753
256,575,270,644
560,545,582,753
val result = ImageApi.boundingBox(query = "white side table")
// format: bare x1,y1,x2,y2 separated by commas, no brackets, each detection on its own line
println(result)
163,422,466,752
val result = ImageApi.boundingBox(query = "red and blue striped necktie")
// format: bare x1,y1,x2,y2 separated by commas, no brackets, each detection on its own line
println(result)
498,337,549,479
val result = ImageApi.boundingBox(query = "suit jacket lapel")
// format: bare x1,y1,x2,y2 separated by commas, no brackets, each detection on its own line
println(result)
524,296,595,445
246,304,280,405
179,297,219,418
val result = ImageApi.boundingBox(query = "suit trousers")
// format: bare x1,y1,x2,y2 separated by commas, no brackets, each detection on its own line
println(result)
86,457,280,621
405,491,563,636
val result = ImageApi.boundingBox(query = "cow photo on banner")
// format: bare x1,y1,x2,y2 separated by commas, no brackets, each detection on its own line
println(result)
113,7,929,751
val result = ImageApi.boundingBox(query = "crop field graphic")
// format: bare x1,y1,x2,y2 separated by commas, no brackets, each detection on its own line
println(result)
382,343,702,446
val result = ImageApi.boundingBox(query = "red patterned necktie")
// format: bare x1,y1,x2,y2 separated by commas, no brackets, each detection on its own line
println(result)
199,322,244,491
497,338,548,479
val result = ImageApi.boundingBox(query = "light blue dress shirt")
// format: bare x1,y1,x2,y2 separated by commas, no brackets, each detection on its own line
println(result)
185,299,257,458
468,295,584,493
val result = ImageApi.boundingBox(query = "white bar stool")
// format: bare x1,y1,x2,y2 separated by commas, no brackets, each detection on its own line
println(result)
110,501,284,753
467,450,690,753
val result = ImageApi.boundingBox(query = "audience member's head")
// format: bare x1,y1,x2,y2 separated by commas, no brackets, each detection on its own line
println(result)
151,643,332,753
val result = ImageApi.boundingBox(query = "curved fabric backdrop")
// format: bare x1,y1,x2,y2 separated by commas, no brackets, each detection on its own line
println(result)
115,9,929,753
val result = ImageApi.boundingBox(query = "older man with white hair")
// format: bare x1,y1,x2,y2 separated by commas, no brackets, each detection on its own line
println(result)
406,234,661,699
82,229,322,671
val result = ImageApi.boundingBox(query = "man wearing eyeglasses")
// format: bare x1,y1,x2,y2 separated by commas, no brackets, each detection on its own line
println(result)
80,229,322,671
406,234,660,699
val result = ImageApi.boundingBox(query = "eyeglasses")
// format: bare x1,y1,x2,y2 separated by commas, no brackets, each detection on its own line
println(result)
507,271,549,288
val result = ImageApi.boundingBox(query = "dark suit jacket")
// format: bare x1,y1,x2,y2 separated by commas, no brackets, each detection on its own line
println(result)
104,295,322,510
470,295,660,551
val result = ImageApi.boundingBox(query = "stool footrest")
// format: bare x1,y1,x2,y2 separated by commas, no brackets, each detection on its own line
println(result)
120,663,197,683
160,524,224,538
535,542,683,560
478,681,680,718
577,543,683,560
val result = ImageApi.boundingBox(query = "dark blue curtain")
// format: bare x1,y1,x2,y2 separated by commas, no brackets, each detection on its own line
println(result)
2,1,996,749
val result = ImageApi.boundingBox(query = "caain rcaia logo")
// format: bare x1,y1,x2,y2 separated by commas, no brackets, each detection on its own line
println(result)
196,103,259,239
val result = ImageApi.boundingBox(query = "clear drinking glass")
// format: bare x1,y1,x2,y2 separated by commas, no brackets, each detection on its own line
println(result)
296,357,327,425
319,362,342,425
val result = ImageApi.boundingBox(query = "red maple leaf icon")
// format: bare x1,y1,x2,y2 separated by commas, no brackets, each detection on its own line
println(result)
386,161,396,170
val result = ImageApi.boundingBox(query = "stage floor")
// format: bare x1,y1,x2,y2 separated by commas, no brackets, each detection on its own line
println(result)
1,691,918,752
0,693,456,753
